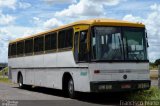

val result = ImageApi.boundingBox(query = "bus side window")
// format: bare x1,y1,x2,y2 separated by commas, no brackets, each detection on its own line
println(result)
11,43,17,56
25,39,33,54
45,33,57,51
66,28,73,48
58,28,73,49
17,41,24,56
34,36,44,53
8,44,11,57
79,30,88,62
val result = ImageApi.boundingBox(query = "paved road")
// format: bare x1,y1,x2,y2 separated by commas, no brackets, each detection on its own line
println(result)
0,82,122,106
0,79,158,106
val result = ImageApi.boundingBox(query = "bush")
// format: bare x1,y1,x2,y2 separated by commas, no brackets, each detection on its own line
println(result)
0,67,8,76
128,87,160,101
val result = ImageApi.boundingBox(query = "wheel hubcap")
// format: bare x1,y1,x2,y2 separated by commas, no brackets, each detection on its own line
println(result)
19,82,22,87
19,77,22,87
68,80,73,94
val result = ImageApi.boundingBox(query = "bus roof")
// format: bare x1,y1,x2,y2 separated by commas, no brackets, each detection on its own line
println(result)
9,18,145,44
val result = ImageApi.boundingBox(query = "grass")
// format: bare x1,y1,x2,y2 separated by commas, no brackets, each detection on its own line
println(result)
121,87,160,106
149,64,159,70
0,76,10,83
127,87,160,101
0,67,10,83
0,67,8,75
150,66,158,70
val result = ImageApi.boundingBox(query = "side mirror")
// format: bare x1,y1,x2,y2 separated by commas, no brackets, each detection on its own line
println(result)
147,42,149,48
145,31,149,47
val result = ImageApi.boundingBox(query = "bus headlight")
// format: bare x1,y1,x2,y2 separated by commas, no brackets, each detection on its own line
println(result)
98,85,112,90
98,85,105,90
138,83,150,88
106,85,112,90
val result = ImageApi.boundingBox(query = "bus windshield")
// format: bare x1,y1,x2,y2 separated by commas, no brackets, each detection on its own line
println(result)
91,26,148,61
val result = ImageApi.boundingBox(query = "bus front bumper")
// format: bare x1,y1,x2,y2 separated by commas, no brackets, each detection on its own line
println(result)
90,80,151,92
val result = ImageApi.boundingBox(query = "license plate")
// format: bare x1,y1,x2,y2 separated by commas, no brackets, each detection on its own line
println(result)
121,84,131,88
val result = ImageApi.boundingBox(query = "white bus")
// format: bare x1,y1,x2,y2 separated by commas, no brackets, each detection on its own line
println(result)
8,19,150,98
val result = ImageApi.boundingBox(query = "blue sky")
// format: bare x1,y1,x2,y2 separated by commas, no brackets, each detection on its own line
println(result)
0,0,160,62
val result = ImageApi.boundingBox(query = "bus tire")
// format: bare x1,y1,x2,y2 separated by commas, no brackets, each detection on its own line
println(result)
18,74,24,89
67,78,75,99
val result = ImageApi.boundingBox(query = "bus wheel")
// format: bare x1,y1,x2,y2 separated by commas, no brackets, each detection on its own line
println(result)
68,78,75,98
18,74,24,89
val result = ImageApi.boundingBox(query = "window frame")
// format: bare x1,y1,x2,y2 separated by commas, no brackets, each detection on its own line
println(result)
90,26,149,62
58,28,73,50
78,30,89,62
17,41,24,56
34,36,45,54
45,32,57,53
8,44,12,58
25,38,34,55
74,32,79,62
122,27,148,61
10,43,17,57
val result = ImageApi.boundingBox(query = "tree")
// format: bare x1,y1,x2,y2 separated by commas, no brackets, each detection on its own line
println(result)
155,59,160,66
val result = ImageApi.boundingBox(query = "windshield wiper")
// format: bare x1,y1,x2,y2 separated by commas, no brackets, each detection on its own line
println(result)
118,36,123,55
131,53,139,61
125,37,139,61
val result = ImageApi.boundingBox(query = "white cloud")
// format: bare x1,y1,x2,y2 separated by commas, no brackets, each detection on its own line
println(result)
18,2,31,9
123,3,160,62
55,0,121,18
0,28,11,37
32,16,63,29
0,28,12,46
43,18,63,29
90,0,120,6
143,5,160,62
22,28,44,37
0,28,13,63
0,25,44,62
0,11,16,25
32,17,42,26
0,0,31,10
0,16,63,62
0,0,17,9
123,14,144,23
33,17,40,22
43,0,77,4
5,26,44,38
150,3,160,11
